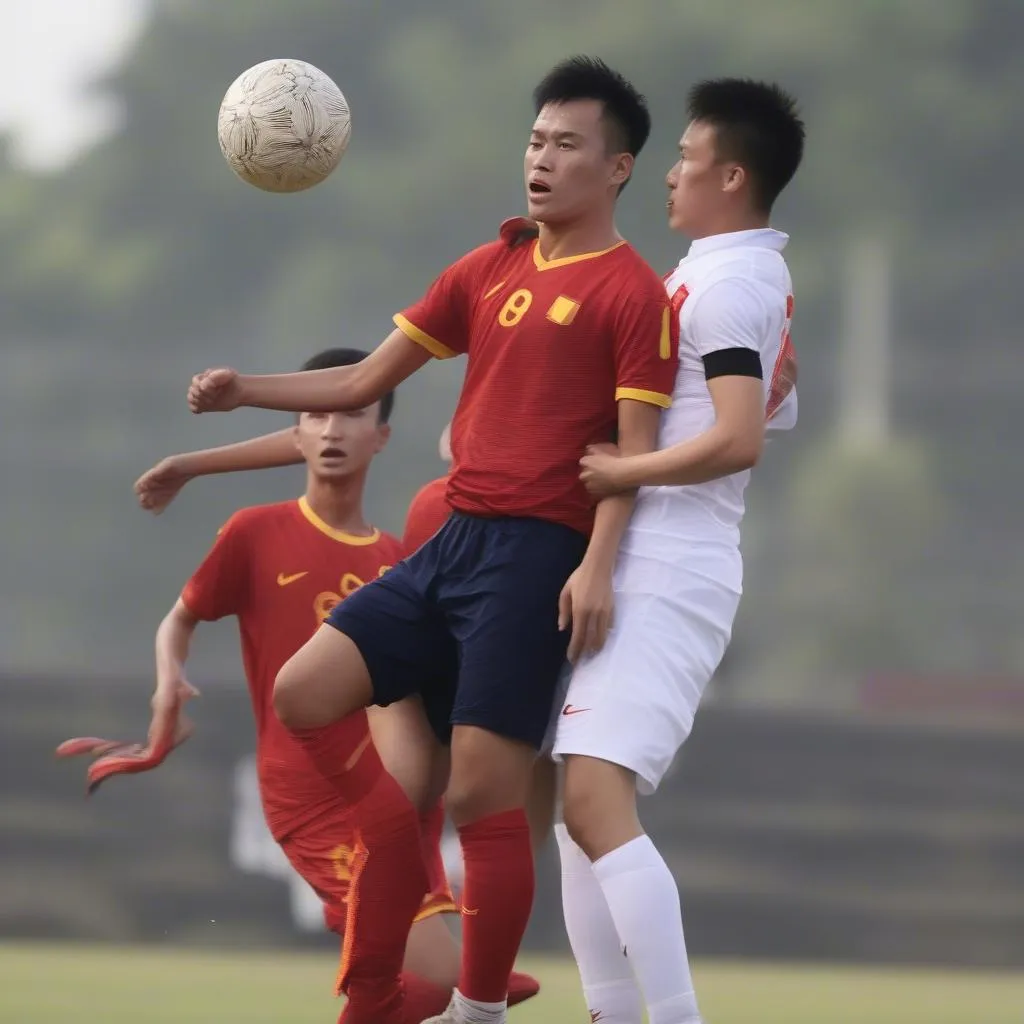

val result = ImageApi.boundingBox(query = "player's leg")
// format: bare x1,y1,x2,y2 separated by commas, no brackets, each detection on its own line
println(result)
367,697,448,812
276,558,456,1023
554,584,738,1024
525,755,557,854
554,820,644,1024
428,514,587,1024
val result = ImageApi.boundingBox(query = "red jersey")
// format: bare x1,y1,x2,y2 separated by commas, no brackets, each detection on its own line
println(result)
403,475,452,553
394,218,679,535
181,497,402,839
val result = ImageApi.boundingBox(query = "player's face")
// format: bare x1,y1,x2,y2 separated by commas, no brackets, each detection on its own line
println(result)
525,100,632,225
294,407,389,480
666,119,739,237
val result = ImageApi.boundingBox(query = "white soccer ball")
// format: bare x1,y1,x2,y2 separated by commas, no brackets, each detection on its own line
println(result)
217,59,351,193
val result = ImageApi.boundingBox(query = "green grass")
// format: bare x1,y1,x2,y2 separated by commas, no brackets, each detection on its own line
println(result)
1,943,1023,1023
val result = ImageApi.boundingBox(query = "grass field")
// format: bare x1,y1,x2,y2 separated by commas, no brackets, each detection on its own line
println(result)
1,943,1022,1023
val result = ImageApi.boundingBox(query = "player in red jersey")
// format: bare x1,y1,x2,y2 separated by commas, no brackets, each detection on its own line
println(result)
139,348,537,1023
183,57,678,1024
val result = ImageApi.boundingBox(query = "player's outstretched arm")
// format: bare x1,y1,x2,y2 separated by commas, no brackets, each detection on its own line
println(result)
560,399,661,662
135,429,301,514
150,598,202,747
582,376,765,493
188,329,430,414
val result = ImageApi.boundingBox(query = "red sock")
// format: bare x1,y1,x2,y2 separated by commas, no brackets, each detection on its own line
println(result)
397,972,452,1019
288,713,381,805
418,799,449,900
316,746,427,1020
457,809,534,1003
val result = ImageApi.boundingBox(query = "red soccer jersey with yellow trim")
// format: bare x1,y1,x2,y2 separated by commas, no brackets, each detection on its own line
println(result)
394,219,679,535
402,475,452,553
181,497,402,839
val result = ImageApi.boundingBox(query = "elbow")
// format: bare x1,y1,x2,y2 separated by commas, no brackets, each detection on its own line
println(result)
346,364,377,409
728,433,763,472
739,441,763,471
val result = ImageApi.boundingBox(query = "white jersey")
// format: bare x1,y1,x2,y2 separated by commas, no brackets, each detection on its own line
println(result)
629,227,797,551
553,228,799,794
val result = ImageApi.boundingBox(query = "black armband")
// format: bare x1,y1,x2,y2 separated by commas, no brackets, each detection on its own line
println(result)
702,347,763,381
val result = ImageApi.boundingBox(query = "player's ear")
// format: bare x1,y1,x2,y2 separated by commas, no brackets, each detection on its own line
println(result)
290,423,302,454
609,152,633,191
721,162,746,196
374,422,391,453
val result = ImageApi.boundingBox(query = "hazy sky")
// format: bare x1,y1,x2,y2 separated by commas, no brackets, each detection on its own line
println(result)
0,0,147,169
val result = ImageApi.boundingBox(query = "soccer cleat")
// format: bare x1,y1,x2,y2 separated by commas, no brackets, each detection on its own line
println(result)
506,971,540,1007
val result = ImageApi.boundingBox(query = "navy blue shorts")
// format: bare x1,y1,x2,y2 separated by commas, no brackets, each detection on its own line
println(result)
327,512,587,748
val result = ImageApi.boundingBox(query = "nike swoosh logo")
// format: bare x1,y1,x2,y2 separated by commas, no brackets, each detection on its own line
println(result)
460,905,479,916
561,704,589,716
277,571,308,587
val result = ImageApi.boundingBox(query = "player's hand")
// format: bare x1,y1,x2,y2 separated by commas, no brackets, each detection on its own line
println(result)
134,456,194,515
579,444,632,498
558,562,615,663
188,367,243,414
149,676,200,749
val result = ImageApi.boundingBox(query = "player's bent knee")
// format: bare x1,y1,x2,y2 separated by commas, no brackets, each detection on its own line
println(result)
272,624,373,730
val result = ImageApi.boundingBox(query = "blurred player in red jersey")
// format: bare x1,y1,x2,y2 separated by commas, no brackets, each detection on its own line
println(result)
182,57,677,1024
140,348,537,1023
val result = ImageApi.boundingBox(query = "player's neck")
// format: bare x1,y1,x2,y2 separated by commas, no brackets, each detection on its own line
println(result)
302,475,372,536
536,215,621,263
691,209,770,241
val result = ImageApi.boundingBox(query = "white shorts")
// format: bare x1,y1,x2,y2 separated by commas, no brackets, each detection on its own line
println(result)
552,545,741,794
539,661,573,758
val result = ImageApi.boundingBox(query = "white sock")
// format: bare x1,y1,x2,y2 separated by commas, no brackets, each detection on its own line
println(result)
593,834,701,1024
555,824,644,1024
451,987,506,1023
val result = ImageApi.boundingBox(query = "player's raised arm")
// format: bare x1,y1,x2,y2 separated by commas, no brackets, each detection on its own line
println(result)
188,329,431,414
135,429,301,514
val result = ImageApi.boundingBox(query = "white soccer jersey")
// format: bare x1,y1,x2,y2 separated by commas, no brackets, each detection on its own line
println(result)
553,228,798,793
633,227,797,548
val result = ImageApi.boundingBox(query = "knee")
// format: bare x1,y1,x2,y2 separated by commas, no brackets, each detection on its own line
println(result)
562,757,641,861
272,658,319,731
561,782,604,859
446,729,534,827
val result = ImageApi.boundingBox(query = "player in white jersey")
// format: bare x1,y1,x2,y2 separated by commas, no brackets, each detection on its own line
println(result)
551,79,805,1024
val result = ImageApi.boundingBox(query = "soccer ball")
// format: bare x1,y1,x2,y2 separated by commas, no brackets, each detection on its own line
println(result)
217,59,351,193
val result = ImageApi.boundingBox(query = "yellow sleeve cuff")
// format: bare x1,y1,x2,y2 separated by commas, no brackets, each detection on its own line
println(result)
393,314,458,359
615,387,672,409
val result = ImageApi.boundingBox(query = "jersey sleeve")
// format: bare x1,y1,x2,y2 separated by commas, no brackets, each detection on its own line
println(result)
687,279,770,357
393,245,493,360
181,513,250,621
612,292,679,409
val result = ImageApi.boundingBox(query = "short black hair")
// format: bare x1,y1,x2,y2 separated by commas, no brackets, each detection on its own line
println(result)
687,78,805,213
299,347,394,423
533,56,650,188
